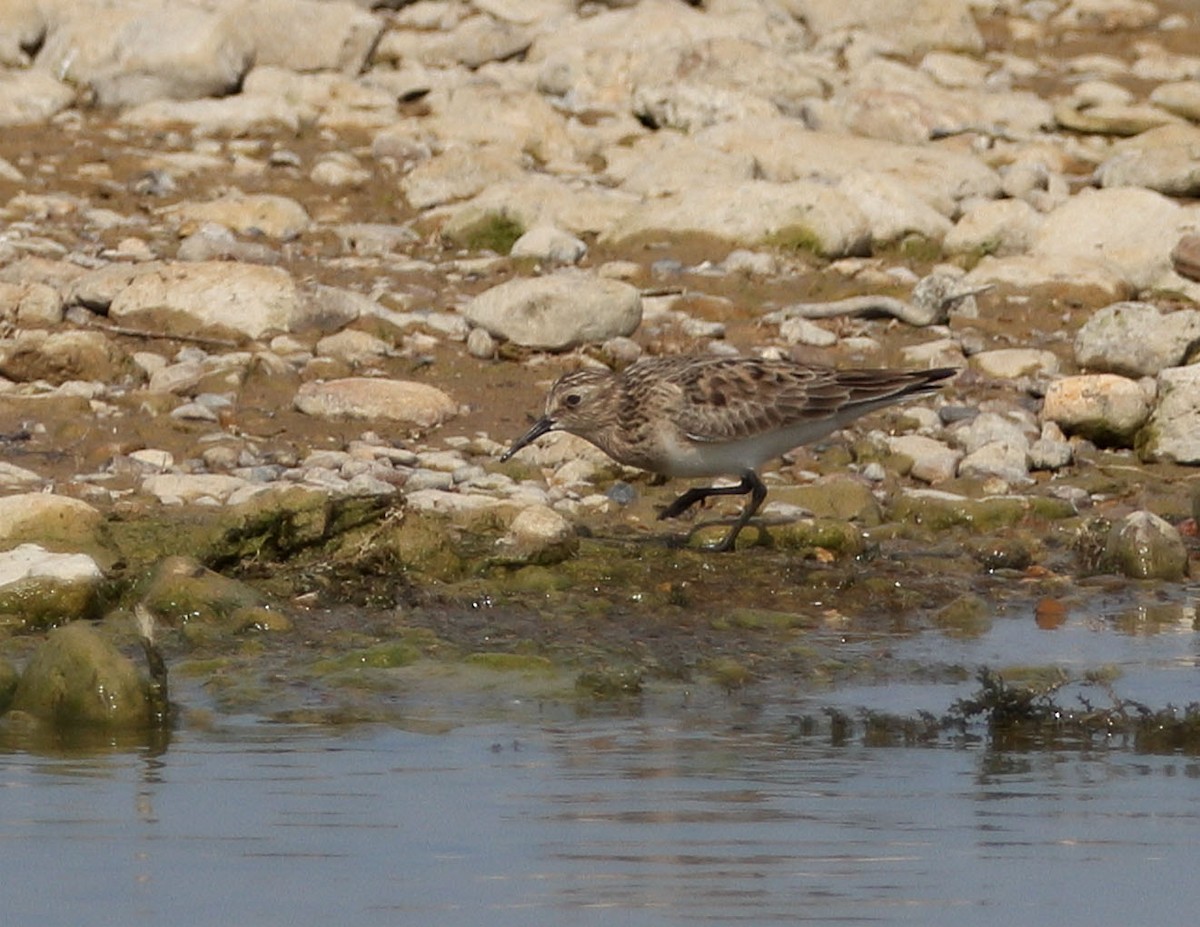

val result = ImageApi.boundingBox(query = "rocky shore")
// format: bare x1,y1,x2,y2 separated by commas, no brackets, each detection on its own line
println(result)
1,0,1198,733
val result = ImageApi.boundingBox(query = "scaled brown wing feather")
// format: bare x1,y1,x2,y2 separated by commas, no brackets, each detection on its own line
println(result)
672,361,850,442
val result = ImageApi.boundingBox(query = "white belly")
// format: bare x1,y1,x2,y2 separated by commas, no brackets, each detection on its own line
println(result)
655,419,843,478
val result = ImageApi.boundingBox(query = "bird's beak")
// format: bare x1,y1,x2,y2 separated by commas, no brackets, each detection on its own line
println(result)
499,417,556,462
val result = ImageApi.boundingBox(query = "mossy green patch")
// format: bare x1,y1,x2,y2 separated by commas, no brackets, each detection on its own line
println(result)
932,594,993,638
465,652,556,673
449,212,525,254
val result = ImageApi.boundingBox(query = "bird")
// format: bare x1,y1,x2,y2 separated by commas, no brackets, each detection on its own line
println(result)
501,355,957,551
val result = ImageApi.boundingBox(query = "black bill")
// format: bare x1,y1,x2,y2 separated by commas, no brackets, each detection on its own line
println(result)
499,417,556,462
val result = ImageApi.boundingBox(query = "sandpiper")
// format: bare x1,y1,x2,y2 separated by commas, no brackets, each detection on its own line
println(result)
501,355,956,551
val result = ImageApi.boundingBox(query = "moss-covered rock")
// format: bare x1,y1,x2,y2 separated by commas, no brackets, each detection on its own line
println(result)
0,658,17,713
0,545,105,630
10,623,150,728
0,493,114,567
1102,511,1189,581
772,518,865,558
772,475,884,525
932,594,993,637
136,556,273,629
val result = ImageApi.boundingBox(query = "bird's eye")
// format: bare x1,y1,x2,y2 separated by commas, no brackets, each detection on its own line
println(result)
564,393,582,408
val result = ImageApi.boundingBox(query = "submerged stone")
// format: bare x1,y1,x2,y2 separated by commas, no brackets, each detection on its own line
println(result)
137,555,271,629
1102,511,1188,581
11,623,150,728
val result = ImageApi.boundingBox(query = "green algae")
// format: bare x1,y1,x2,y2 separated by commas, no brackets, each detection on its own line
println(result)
10,623,151,729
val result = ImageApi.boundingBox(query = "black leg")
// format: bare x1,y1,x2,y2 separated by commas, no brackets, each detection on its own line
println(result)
658,475,756,521
658,472,768,552
711,472,767,552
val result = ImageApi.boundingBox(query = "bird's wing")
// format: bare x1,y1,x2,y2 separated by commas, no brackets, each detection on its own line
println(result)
665,360,841,442
668,361,945,443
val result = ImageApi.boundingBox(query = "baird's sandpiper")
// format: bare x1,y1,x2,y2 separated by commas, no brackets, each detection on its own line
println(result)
502,355,956,551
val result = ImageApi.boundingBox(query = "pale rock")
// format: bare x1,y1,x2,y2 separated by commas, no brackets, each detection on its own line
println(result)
971,348,1060,380
314,330,392,365
463,275,642,350
216,0,384,74
829,57,1051,145
722,250,778,277
950,411,1036,455
499,504,578,563
1138,364,1200,464
837,170,953,243
1054,95,1180,136
604,134,757,198
400,144,527,210
431,175,640,242
294,378,457,427
957,441,1032,485
631,81,779,132
0,70,74,125
0,0,44,67
627,36,828,123
502,431,612,469
887,434,962,483
1028,422,1074,471
120,95,305,134
0,462,43,489
148,360,204,395
1150,81,1200,121
298,285,379,333
788,0,984,55
695,121,1000,217
35,2,251,107
900,339,966,369
0,544,102,586
332,223,419,257
1096,124,1200,196
109,263,301,340
601,180,870,256
944,199,1043,257
509,226,587,264
919,51,991,88
311,153,372,187
160,193,309,239
403,489,506,515
142,473,252,504
405,84,576,168
964,254,1133,304
779,317,837,347
0,329,127,385
466,327,497,359
128,449,174,471
1042,373,1153,445
379,14,532,69
1017,188,1200,295
170,402,218,422
0,493,104,546
473,0,569,25
176,223,281,264
15,282,64,326
1074,301,1200,377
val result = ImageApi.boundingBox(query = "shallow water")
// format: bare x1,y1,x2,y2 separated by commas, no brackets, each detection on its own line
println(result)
5,594,1200,926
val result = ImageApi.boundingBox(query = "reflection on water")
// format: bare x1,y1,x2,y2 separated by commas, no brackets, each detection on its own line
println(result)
3,593,1200,926
5,711,1200,926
